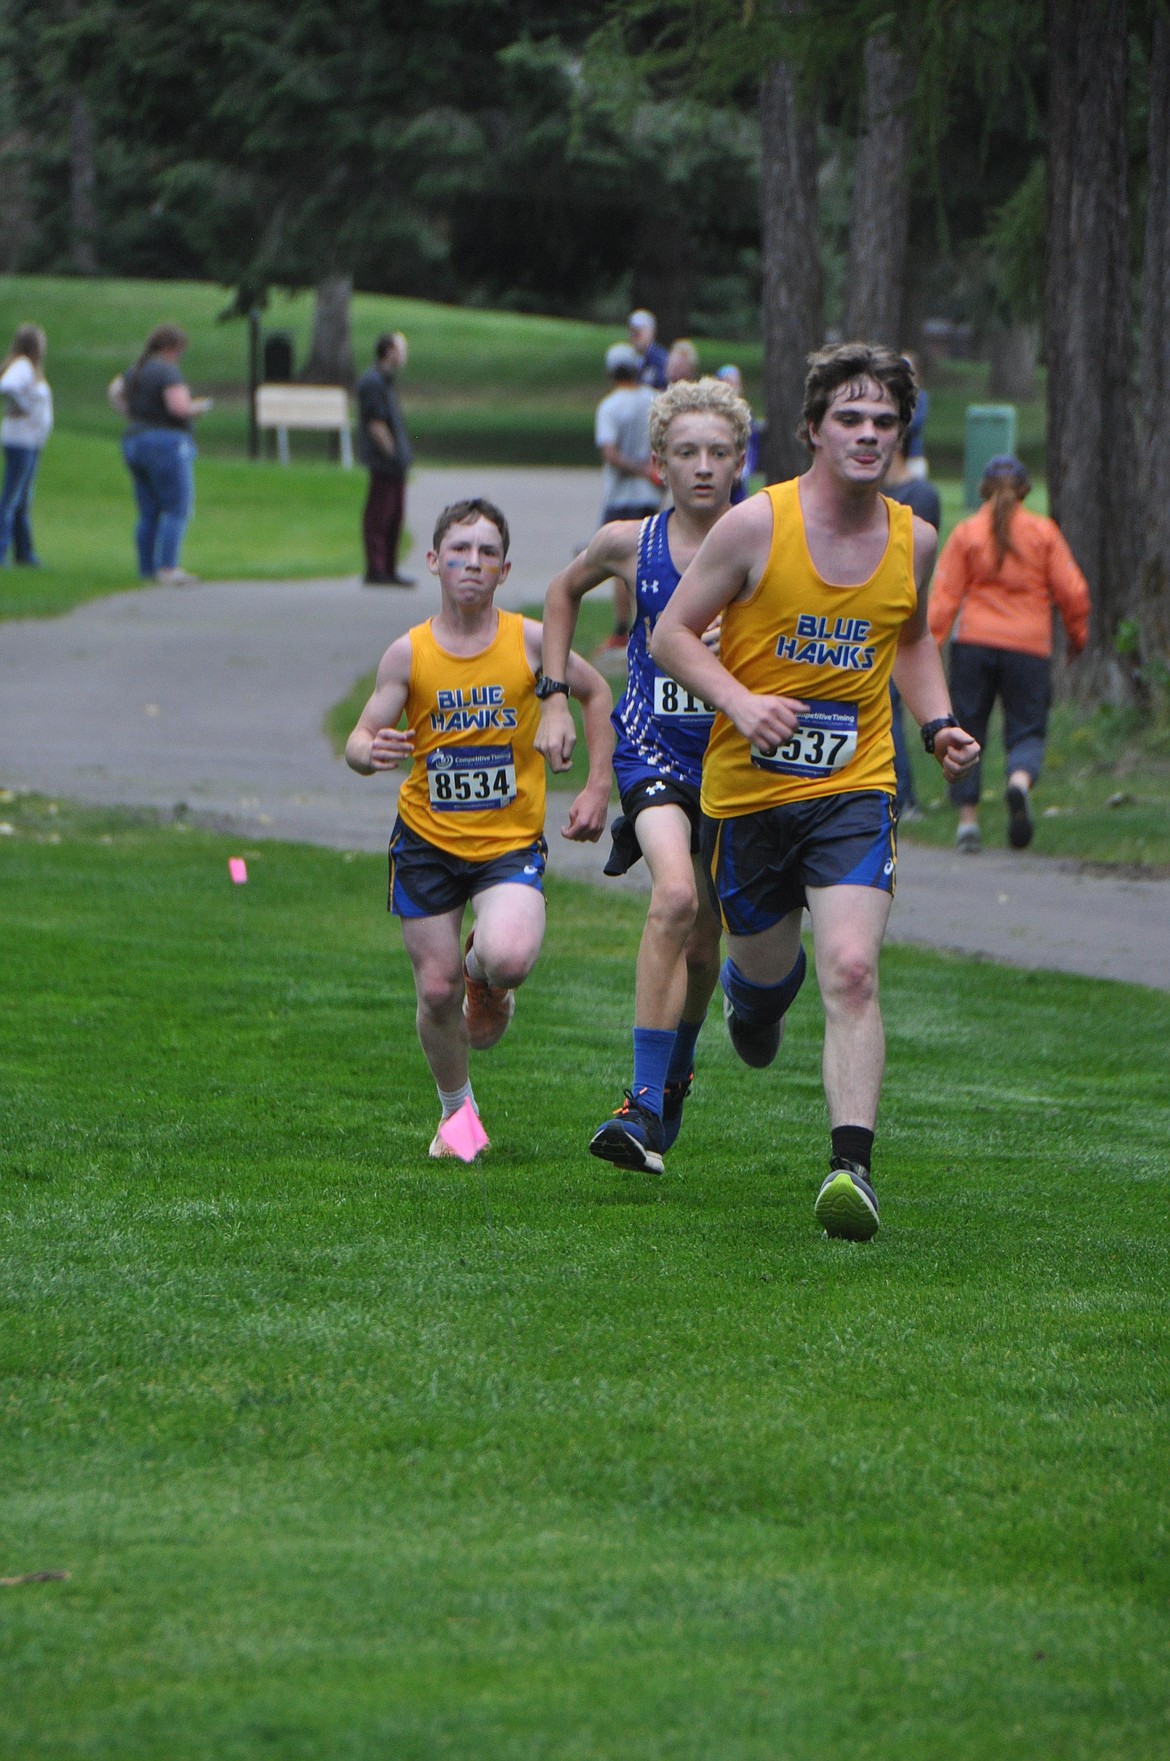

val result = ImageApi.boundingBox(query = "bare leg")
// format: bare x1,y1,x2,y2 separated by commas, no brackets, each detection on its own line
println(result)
468,882,546,990
726,908,804,986
681,851,723,1022
632,806,714,1028
399,908,468,1092
805,884,892,1130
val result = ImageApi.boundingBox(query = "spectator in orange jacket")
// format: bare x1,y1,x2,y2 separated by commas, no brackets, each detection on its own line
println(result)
928,455,1090,853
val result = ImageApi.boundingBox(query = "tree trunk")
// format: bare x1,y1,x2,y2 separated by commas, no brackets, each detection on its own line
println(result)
1137,4,1170,689
68,91,98,275
843,32,914,346
987,321,1038,400
302,274,354,385
1045,0,1140,697
0,122,35,272
759,58,822,483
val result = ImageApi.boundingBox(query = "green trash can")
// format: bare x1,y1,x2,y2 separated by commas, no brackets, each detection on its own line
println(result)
964,405,1017,508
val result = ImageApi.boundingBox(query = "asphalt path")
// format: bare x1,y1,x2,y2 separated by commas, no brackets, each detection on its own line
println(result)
2,464,1168,991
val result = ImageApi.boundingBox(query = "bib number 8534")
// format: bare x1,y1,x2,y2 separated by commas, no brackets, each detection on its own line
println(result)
427,745,517,811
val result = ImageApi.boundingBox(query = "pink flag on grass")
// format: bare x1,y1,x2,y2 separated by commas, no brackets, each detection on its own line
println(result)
437,1098,490,1163
228,858,248,885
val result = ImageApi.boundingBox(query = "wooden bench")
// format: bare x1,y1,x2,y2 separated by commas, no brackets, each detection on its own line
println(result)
254,383,353,467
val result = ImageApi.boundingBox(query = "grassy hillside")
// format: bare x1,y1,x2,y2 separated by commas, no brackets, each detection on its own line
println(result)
0,275,766,467
0,273,1044,470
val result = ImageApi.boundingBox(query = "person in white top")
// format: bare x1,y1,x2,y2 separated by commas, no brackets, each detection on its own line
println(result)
0,324,53,568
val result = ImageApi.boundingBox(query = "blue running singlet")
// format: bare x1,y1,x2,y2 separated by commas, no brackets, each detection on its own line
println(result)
613,512,715,791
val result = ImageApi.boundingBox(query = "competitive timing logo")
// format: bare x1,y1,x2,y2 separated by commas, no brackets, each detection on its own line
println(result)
775,615,876,671
431,685,518,733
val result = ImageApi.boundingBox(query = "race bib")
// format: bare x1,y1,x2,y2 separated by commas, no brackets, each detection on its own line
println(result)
427,744,517,811
653,675,715,719
751,700,859,780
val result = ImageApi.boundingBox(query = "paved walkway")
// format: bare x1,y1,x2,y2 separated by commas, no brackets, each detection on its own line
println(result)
2,465,1168,991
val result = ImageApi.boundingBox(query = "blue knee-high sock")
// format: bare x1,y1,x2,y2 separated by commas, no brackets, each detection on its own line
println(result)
631,1027,675,1118
721,945,807,1025
667,1015,704,1084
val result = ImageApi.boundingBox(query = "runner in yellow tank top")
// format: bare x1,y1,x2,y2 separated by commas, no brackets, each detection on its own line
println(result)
653,344,979,1242
347,498,614,1160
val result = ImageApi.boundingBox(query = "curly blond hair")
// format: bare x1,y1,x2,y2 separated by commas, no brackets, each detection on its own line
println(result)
649,375,751,458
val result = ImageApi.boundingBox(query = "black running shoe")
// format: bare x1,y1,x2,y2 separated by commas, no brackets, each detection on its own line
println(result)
723,991,786,1068
1005,783,1034,849
590,1089,665,1174
814,1156,880,1241
661,1072,694,1152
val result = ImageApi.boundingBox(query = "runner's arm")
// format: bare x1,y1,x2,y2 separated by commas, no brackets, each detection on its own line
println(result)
651,496,807,752
561,649,615,843
345,636,413,774
537,525,635,772
893,519,980,783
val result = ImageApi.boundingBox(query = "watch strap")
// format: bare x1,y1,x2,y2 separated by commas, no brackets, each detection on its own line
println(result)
920,715,959,754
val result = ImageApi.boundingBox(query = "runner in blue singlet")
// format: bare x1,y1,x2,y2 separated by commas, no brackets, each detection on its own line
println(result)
536,377,752,1172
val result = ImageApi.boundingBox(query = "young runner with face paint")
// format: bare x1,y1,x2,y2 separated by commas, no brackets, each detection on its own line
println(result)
347,499,614,1158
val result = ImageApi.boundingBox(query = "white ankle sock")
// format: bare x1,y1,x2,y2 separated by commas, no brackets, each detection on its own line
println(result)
438,1081,476,1118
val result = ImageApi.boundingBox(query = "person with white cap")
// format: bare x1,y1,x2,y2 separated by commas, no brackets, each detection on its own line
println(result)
594,342,661,658
628,309,669,390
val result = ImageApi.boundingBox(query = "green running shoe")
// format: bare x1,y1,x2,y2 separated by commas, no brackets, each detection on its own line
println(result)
814,1158,880,1241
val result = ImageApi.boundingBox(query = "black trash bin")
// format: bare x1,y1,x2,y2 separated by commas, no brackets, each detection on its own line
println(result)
263,332,295,383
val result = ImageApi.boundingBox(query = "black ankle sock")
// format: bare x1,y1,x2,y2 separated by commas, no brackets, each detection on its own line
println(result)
831,1125,874,1172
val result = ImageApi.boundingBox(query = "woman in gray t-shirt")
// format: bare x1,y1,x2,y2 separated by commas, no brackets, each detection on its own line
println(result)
109,324,210,584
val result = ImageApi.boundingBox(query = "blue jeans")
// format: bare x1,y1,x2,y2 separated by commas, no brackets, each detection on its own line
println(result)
0,443,43,564
121,429,196,576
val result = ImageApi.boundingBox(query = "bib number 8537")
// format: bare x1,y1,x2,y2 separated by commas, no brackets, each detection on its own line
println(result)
751,700,858,780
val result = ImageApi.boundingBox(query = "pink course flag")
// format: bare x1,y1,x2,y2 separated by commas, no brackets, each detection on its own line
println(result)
437,1098,490,1163
228,858,248,885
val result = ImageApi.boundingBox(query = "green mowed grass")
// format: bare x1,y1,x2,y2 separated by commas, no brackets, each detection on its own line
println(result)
0,432,365,620
1,796,1167,1758
0,272,765,467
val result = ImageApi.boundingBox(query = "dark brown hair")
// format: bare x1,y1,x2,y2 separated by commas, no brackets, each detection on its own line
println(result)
432,498,510,558
980,466,1031,569
797,342,918,450
128,323,189,383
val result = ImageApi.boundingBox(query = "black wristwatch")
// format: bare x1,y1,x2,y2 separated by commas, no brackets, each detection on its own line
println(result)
920,715,959,754
536,674,571,700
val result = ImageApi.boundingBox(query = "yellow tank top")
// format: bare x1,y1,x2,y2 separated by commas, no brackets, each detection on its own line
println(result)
397,610,546,860
701,479,917,817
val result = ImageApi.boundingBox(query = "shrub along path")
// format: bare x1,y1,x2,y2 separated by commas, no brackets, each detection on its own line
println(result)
2,465,1168,991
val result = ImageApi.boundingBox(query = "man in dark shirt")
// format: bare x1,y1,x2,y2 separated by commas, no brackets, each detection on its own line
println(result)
884,431,942,816
357,332,414,586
